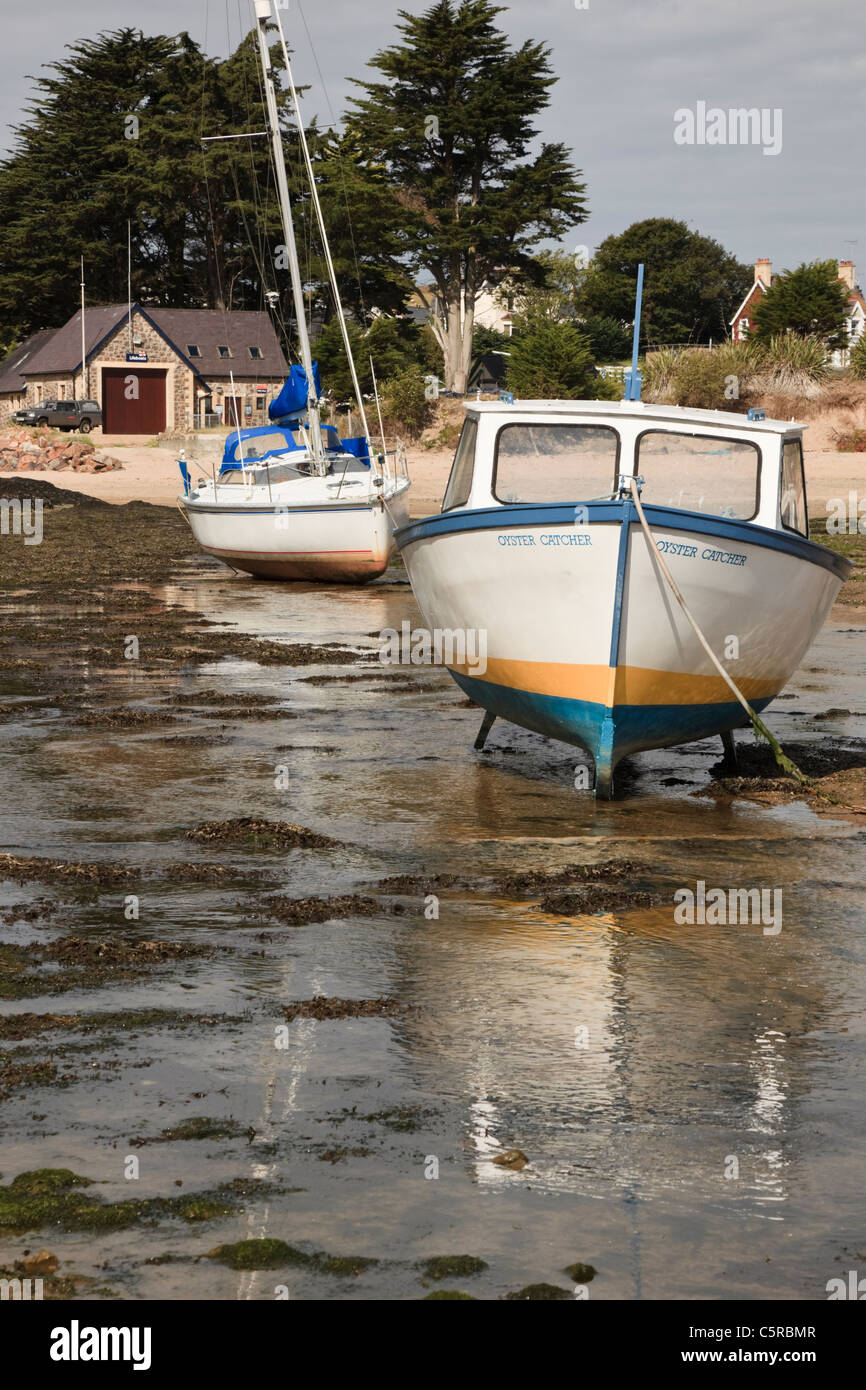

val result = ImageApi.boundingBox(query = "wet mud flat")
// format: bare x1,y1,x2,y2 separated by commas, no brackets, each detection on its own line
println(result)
1,479,866,1300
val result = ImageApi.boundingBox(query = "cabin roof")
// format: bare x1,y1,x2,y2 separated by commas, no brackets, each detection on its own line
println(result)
464,399,804,434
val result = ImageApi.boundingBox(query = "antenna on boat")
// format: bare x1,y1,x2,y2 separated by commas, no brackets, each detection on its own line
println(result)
266,0,376,472
252,0,326,476
624,263,644,401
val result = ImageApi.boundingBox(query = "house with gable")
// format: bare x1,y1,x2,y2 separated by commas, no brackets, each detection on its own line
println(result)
730,258,865,365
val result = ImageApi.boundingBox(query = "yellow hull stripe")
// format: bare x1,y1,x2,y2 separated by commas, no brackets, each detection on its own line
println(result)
451,656,783,706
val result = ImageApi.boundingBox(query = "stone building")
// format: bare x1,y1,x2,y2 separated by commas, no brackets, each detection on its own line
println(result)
0,304,289,431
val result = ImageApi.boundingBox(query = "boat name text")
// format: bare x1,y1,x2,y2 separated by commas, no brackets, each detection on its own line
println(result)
496,533,592,547
656,539,746,567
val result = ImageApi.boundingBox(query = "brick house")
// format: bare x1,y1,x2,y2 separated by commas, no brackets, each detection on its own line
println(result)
0,304,289,432
730,258,866,365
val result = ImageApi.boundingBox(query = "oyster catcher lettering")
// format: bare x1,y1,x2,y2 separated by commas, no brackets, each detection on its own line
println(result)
496,534,592,547
49,1321,152,1371
655,539,746,567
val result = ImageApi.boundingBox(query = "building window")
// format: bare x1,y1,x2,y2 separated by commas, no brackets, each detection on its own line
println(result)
217,346,232,359
248,346,263,360
187,345,201,358
737,317,750,341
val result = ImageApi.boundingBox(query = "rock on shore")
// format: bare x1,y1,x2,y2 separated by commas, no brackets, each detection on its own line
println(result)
0,428,122,473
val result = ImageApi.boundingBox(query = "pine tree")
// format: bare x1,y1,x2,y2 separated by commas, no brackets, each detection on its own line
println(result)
506,311,599,399
751,261,850,347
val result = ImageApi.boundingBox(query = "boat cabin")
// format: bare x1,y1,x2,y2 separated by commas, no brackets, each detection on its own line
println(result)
441,400,809,538
217,422,372,483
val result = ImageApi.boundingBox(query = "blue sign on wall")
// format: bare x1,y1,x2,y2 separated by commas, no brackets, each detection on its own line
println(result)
126,352,148,362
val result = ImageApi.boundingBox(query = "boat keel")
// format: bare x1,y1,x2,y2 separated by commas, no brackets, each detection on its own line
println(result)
473,709,497,750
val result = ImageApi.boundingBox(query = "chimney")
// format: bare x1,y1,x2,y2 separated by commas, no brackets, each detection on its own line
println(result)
754,258,772,288
838,260,855,291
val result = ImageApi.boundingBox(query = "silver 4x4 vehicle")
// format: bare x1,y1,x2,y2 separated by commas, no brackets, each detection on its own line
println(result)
12,399,102,433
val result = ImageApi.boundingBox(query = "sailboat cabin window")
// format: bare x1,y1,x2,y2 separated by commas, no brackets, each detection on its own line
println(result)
441,417,478,511
636,431,760,520
780,438,808,536
493,423,619,504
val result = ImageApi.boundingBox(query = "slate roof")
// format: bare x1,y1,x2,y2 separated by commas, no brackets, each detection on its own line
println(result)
0,327,62,395
21,305,288,382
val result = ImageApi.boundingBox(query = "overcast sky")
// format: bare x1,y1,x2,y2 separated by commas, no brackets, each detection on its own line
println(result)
2,0,863,276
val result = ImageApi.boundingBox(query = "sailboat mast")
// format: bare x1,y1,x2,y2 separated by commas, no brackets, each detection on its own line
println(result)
253,0,325,474
270,4,374,463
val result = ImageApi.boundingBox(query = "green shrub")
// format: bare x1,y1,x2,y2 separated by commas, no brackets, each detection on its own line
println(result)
760,331,829,379
641,348,680,403
381,368,436,438
847,335,866,379
506,314,599,399
668,349,741,410
579,313,632,362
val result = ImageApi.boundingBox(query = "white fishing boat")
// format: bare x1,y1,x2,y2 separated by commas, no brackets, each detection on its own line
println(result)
180,0,411,583
395,395,851,796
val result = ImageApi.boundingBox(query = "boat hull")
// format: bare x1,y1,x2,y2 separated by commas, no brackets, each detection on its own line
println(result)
396,501,849,794
183,487,411,583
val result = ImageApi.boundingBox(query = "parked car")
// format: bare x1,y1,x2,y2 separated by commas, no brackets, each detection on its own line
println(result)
12,399,102,433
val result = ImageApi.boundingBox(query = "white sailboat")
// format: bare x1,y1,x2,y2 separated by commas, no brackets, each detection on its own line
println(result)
180,0,411,583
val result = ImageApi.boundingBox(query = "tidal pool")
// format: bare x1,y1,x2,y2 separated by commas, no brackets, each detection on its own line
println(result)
1,552,864,1301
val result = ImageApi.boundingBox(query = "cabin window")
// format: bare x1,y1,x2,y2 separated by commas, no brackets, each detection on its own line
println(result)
780,438,808,536
217,345,232,359
187,345,201,358
248,346,263,359
441,417,478,511
635,430,760,520
493,422,619,504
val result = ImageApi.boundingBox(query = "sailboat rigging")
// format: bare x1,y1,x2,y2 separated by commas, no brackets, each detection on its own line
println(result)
180,0,411,582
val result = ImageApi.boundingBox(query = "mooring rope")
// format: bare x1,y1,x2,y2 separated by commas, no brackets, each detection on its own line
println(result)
627,477,866,814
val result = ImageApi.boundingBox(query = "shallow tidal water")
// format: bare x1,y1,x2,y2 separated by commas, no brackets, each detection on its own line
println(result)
1,559,865,1301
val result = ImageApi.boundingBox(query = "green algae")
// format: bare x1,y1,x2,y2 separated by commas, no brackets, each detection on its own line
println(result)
505,1283,572,1300
0,936,212,1000
314,1253,377,1277
131,1116,248,1146
283,996,401,1023
185,818,338,850
207,1239,303,1270
207,1239,377,1277
0,1056,63,1100
420,1255,487,1281
0,1167,233,1233
563,1261,597,1283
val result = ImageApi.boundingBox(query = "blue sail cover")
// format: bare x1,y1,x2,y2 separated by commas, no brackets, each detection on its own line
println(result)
269,363,322,421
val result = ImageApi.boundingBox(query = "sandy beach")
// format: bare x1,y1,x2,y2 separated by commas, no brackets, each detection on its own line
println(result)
1,427,862,522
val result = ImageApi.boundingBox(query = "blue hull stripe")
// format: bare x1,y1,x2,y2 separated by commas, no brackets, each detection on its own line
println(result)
396,500,850,581
452,669,772,764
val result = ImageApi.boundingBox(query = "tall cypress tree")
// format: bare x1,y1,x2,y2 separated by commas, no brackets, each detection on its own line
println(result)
347,0,588,391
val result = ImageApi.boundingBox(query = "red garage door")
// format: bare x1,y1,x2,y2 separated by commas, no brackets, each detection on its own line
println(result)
102,367,167,434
